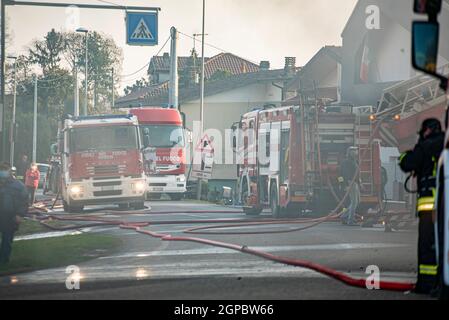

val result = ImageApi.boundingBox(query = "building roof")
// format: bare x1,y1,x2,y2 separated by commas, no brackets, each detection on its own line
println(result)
203,53,260,78
149,52,260,79
116,69,289,108
286,46,342,91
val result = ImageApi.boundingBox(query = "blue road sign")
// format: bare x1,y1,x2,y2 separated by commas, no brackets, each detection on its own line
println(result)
126,11,158,46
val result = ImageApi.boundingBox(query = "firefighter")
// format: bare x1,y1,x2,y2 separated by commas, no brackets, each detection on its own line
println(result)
0,162,28,265
399,118,445,294
339,147,360,226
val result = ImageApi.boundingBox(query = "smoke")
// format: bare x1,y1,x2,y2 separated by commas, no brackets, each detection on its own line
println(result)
205,0,358,68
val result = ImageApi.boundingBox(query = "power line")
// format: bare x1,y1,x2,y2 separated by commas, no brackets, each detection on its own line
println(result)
120,35,171,79
118,34,171,85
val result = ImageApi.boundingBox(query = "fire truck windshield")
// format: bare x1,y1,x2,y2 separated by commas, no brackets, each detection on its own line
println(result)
69,125,139,153
140,125,185,148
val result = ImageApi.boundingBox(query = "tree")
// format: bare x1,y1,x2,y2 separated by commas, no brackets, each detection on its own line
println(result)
208,69,232,82
4,28,124,164
14,112,56,163
28,29,66,75
64,31,123,113
124,77,150,95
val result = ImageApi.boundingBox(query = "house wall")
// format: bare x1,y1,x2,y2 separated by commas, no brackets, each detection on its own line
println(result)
180,82,282,184
320,67,338,88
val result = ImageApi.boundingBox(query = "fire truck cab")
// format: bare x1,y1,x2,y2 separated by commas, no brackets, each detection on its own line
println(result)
233,104,382,218
130,108,187,200
60,114,147,212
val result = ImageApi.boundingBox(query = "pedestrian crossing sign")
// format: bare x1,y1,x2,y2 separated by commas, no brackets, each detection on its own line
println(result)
126,11,158,46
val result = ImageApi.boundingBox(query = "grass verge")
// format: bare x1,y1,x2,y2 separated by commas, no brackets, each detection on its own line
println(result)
16,219,82,237
0,233,121,276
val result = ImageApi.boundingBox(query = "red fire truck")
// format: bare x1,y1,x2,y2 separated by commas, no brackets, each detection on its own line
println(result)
233,103,382,218
130,108,187,200
59,114,147,212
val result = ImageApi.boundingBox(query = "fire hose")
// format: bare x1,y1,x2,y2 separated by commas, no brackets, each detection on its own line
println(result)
28,168,415,292
25,115,415,292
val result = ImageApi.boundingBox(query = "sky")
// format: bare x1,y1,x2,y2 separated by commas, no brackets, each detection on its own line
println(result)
7,0,358,92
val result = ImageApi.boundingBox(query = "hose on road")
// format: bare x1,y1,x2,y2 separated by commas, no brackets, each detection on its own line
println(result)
28,204,415,293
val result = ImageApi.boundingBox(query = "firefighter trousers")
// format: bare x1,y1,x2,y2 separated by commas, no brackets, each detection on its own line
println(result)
416,211,438,294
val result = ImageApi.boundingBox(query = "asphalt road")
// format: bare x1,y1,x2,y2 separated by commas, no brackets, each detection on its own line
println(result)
0,200,430,300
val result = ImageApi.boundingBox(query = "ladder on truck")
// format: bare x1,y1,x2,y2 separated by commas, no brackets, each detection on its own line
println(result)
300,94,321,194
376,64,449,124
355,107,375,196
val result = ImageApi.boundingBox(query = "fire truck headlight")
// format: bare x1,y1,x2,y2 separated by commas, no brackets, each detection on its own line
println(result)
69,185,83,196
176,176,186,183
133,181,146,193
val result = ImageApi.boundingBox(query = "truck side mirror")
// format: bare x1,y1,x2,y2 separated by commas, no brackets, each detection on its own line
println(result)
180,112,187,129
412,21,448,91
412,21,440,76
143,134,151,148
414,0,441,15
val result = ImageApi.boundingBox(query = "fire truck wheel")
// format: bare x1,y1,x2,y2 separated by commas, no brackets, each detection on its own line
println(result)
243,207,262,216
270,186,282,219
118,203,130,209
63,201,84,213
148,193,162,200
131,201,145,210
170,193,184,201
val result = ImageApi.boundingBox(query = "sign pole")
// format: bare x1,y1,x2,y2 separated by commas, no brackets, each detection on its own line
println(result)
74,62,79,117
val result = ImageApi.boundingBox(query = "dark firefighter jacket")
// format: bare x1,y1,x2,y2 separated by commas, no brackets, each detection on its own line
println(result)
340,157,357,186
0,177,28,233
399,132,445,212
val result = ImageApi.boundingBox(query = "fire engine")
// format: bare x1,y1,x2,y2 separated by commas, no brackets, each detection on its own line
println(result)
58,114,147,212
130,108,187,200
233,103,382,218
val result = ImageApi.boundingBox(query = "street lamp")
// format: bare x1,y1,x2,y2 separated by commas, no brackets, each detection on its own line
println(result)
7,56,17,166
76,27,89,116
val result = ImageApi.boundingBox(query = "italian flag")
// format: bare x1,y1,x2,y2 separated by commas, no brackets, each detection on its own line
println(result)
360,44,370,84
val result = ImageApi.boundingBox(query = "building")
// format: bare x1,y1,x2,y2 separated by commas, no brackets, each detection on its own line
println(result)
340,0,449,108
283,46,342,106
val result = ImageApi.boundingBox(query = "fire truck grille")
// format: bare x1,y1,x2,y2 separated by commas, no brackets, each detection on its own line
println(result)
94,165,119,175
93,181,122,187
93,190,122,197
149,183,167,187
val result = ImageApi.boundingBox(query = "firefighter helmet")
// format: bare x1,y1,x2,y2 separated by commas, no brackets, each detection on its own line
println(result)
419,118,442,138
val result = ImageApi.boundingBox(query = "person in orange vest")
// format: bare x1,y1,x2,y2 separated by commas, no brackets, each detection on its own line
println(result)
25,163,40,206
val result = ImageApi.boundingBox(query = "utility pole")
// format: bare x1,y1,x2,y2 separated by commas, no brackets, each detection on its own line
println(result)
197,0,206,200
111,67,115,108
8,56,17,166
169,26,178,109
32,75,37,163
76,27,89,116
74,63,79,117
